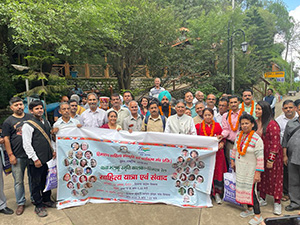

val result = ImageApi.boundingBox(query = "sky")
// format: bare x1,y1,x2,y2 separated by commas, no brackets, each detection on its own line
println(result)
279,1,300,77
282,0,299,11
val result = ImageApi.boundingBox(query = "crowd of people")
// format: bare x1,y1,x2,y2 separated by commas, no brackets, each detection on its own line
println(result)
0,77,299,225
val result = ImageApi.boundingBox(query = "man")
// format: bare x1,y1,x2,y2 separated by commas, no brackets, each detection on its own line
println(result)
193,102,205,125
81,94,89,109
215,97,229,127
122,91,141,114
123,101,143,132
149,77,165,99
276,100,298,143
53,95,69,121
79,93,107,127
221,96,242,167
206,94,218,117
276,100,297,202
69,99,80,119
165,101,196,135
22,100,55,217
240,89,257,119
107,93,130,129
53,102,81,130
2,97,32,215
263,88,276,116
158,90,176,118
99,96,110,111
0,134,14,215
141,101,167,132
282,100,300,211
192,91,205,105
70,94,85,115
185,91,197,118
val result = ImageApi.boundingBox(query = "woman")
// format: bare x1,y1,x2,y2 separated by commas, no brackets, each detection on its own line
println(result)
195,108,227,204
100,111,122,130
140,97,149,116
231,114,264,225
255,100,283,215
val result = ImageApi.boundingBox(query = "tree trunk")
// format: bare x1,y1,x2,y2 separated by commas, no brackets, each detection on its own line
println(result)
285,39,290,61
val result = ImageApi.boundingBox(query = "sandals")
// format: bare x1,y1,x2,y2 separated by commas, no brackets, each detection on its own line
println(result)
281,195,290,202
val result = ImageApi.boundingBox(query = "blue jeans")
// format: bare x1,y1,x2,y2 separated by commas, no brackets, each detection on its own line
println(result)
11,158,32,205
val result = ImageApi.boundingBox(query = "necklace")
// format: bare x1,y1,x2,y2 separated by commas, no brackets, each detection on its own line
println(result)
159,105,171,117
236,130,255,156
241,101,254,115
201,120,215,136
228,109,243,132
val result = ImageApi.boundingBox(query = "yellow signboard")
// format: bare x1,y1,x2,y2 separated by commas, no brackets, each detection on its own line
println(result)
264,71,285,78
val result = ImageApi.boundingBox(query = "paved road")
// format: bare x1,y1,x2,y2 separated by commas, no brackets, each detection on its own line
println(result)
2,93,300,225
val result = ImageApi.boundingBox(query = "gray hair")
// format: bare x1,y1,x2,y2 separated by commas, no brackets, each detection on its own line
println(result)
60,102,70,109
87,93,98,100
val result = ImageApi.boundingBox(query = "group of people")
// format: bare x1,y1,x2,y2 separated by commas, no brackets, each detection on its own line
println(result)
0,77,299,224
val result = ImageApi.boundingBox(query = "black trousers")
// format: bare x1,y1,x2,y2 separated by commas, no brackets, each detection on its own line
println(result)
248,185,261,214
283,164,289,195
28,164,51,208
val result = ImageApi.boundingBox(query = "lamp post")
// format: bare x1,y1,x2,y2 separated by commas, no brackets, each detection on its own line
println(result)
227,28,248,94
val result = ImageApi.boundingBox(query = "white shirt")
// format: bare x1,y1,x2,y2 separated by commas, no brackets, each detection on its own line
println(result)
164,114,196,135
215,112,225,128
22,119,51,162
53,117,80,129
79,108,107,127
275,113,298,143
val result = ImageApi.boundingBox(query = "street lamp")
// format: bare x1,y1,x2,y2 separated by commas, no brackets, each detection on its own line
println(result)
227,28,248,94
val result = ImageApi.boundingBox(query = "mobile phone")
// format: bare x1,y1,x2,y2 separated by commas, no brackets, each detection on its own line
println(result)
264,215,300,225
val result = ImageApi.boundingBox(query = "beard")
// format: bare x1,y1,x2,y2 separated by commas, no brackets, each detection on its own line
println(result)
162,102,169,108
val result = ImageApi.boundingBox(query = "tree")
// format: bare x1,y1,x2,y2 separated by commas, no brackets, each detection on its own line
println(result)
105,0,178,89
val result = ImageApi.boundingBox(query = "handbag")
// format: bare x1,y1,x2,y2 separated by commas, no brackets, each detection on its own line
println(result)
0,144,12,175
223,172,241,206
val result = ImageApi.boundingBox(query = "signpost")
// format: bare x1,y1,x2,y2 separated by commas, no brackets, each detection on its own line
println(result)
276,77,285,82
264,71,285,78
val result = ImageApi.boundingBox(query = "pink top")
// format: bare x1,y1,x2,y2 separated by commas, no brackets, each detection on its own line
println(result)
221,109,241,142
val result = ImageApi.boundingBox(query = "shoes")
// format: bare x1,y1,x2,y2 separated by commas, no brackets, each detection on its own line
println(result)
16,205,25,215
215,193,222,204
249,215,263,225
273,203,282,215
285,205,300,211
240,209,254,218
43,201,56,208
259,197,267,206
35,207,47,217
0,207,14,215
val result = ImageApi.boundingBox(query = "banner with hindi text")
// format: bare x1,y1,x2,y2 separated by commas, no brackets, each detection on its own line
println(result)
56,127,217,209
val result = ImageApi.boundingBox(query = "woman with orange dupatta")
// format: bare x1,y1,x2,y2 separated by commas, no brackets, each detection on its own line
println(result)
195,108,227,204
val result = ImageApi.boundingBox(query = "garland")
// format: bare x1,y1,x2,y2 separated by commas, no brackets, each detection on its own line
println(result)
236,130,255,156
201,120,215,137
228,109,243,132
241,101,255,115
159,105,171,117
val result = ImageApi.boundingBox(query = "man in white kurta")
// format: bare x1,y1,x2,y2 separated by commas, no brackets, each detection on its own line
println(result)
164,101,196,135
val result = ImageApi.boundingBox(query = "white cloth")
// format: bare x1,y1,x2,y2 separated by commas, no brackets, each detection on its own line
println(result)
164,114,196,135
149,86,165,99
275,113,298,143
53,117,80,129
79,108,107,128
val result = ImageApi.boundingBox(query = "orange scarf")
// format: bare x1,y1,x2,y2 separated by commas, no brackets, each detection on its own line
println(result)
159,105,171,117
241,101,254,115
228,109,243,132
236,130,255,156
201,120,215,136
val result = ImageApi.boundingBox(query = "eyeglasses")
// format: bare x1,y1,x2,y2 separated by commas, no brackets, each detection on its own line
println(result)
207,98,215,100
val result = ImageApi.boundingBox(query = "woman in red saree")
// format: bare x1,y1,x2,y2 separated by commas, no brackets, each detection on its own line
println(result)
195,108,227,204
